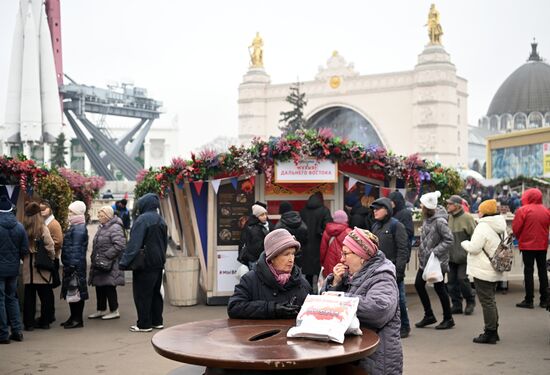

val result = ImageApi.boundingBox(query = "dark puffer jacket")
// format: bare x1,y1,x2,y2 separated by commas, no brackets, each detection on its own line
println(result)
324,251,402,375
274,211,308,249
240,216,270,264
227,252,311,319
120,193,168,271
418,206,453,273
349,205,375,230
300,194,332,275
370,198,409,283
0,212,28,277
388,191,414,245
61,223,89,300
89,216,126,287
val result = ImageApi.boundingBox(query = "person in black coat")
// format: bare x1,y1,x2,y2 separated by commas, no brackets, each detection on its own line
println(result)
349,195,376,231
370,197,411,338
120,193,168,332
388,192,414,248
228,229,311,319
238,204,272,269
300,192,332,291
0,196,28,343
274,201,308,255
61,201,89,329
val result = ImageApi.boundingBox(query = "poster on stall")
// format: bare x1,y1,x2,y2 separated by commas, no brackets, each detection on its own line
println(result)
217,180,255,246
275,159,338,183
216,250,240,292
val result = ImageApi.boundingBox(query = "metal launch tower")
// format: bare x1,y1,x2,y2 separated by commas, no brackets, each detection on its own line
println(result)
2,0,162,180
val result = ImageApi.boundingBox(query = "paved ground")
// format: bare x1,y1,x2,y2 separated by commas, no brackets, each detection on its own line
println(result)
2,224,550,374
3,280,549,374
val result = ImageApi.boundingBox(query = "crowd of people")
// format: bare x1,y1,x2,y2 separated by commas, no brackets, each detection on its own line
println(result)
1,185,548,374
0,192,168,344
233,187,549,374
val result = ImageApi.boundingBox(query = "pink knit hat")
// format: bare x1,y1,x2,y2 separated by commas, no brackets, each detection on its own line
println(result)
264,229,301,261
333,210,348,224
342,227,379,260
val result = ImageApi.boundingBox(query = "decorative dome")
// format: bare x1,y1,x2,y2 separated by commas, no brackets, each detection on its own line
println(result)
487,42,550,116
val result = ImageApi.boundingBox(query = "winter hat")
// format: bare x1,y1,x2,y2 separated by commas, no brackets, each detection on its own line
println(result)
24,201,41,216
420,191,441,210
279,201,293,215
99,205,114,219
68,201,87,216
446,195,463,206
0,195,13,212
342,227,379,260
252,204,267,217
478,199,498,216
264,229,301,262
333,210,348,224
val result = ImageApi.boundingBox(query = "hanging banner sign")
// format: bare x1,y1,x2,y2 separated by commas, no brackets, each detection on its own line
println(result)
275,159,338,183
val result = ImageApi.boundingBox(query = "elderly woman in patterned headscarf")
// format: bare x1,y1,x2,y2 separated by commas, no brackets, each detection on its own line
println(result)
323,227,402,375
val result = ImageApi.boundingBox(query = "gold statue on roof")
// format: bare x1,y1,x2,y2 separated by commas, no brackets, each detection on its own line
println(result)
249,32,264,68
426,4,443,45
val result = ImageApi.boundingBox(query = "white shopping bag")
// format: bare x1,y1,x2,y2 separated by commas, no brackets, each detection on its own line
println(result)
287,294,362,344
422,252,443,283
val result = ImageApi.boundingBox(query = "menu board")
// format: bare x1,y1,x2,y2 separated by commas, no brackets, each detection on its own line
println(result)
217,180,255,246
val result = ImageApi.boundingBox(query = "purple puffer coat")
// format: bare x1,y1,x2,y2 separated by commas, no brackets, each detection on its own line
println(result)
89,217,126,287
324,251,403,375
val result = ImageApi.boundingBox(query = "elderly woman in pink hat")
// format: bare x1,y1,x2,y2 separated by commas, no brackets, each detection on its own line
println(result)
324,227,402,375
228,229,311,319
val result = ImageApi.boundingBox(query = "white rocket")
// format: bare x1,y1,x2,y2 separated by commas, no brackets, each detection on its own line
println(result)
3,0,62,145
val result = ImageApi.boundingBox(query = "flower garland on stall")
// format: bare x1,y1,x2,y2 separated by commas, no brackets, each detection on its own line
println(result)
0,155,48,195
146,129,462,198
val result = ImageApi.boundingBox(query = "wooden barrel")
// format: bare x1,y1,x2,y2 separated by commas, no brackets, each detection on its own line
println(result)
165,256,199,306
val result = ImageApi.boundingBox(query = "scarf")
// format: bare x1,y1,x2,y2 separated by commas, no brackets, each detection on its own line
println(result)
69,214,85,226
267,261,291,286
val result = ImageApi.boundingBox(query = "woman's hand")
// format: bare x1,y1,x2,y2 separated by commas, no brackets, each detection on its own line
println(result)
332,263,348,286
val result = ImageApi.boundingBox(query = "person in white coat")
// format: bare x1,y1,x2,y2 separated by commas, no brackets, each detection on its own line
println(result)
461,199,507,344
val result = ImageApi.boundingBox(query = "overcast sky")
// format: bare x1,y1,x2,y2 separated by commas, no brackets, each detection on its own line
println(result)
1,0,549,157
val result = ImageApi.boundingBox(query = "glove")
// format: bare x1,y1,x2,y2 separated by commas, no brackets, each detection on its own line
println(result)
274,303,300,318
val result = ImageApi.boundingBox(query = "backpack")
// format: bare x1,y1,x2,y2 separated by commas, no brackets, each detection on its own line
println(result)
482,231,514,272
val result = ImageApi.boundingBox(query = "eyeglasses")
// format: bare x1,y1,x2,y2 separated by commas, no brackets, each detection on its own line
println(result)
341,251,354,258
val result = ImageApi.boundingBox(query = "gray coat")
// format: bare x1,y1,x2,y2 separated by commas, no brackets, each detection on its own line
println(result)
418,206,453,273
89,217,126,287
324,251,403,375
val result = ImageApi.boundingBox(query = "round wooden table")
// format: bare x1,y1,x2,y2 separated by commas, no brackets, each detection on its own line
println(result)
152,318,379,374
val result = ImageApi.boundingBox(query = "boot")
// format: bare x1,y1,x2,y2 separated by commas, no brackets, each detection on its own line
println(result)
415,315,437,328
435,318,455,330
473,329,498,344
464,302,475,315
516,300,534,309
451,305,463,314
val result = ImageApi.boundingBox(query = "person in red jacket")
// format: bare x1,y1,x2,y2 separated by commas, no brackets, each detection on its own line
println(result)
320,210,351,278
512,188,550,309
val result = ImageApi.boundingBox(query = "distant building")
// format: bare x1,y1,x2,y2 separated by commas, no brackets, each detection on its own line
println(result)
471,41,550,177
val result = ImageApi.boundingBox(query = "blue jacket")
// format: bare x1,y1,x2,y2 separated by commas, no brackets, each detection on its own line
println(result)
61,223,89,300
0,212,28,277
120,193,167,270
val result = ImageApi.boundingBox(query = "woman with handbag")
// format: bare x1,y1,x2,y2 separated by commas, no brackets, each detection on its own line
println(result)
88,206,126,320
39,200,63,323
461,199,507,344
61,201,89,329
414,191,455,330
21,202,56,331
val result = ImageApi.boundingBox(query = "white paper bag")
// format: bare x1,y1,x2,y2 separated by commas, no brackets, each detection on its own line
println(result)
287,294,362,344
422,252,443,283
